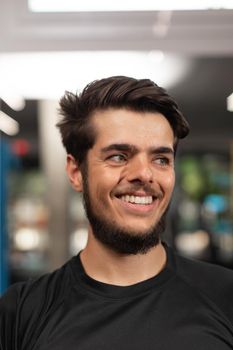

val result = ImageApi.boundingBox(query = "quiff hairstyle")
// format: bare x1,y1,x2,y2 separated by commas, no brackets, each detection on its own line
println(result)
57,76,189,164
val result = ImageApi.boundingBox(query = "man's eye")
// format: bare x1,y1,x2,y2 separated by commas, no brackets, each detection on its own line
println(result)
108,154,127,163
155,157,170,166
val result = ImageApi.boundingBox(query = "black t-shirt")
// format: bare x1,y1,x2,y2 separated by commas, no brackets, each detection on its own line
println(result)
1,245,233,350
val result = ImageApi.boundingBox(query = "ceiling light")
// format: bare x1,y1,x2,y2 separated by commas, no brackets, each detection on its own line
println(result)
0,51,192,100
28,0,233,12
175,230,210,257
70,228,88,255
0,92,25,111
227,93,233,112
0,111,19,136
14,227,41,251
148,51,165,64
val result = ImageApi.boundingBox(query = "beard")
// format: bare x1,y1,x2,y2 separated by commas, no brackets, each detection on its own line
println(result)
81,166,168,255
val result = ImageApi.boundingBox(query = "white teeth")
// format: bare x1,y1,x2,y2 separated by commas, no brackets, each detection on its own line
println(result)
120,195,153,205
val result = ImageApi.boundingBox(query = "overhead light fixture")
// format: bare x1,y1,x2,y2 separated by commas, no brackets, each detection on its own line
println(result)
0,51,192,100
28,0,233,12
0,111,19,136
0,92,25,111
227,93,233,112
148,51,165,64
14,227,43,251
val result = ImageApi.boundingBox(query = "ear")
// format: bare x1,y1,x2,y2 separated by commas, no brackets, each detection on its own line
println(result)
66,154,83,192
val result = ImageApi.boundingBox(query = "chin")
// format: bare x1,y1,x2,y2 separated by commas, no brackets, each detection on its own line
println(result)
120,220,160,234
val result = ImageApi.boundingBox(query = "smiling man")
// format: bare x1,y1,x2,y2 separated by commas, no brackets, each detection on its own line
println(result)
70,109,175,260
1,76,233,349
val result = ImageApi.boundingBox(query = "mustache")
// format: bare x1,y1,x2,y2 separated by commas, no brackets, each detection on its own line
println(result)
113,183,163,199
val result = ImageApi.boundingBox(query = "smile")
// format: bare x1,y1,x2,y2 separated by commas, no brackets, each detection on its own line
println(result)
119,195,153,205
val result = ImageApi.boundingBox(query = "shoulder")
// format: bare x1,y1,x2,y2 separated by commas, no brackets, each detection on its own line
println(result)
1,257,72,308
173,249,233,292
169,247,233,324
0,281,25,313
0,258,74,349
0,282,26,350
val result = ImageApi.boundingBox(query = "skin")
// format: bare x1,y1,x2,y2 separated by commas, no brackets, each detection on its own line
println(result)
67,108,175,286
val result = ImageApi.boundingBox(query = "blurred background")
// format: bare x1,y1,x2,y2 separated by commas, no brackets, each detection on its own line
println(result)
0,0,233,294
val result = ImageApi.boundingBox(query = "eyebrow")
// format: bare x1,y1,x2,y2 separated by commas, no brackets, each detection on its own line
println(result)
101,143,174,156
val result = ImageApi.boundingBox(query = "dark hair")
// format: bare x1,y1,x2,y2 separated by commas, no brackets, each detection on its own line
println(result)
57,76,189,164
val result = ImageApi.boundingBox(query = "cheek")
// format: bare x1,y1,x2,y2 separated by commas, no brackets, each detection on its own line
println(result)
94,178,113,205
94,168,122,191
162,171,175,196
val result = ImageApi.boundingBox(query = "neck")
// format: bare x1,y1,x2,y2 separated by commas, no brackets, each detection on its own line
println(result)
80,229,167,286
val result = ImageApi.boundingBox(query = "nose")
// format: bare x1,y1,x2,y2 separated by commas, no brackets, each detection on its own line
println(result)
126,155,153,184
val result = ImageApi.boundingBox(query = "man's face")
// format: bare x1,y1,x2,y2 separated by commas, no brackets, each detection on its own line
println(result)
79,109,175,254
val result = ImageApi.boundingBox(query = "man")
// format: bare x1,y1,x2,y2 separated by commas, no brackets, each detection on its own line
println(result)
0,76,233,349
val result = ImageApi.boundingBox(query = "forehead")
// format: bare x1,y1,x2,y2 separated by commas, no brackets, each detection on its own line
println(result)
91,108,175,149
